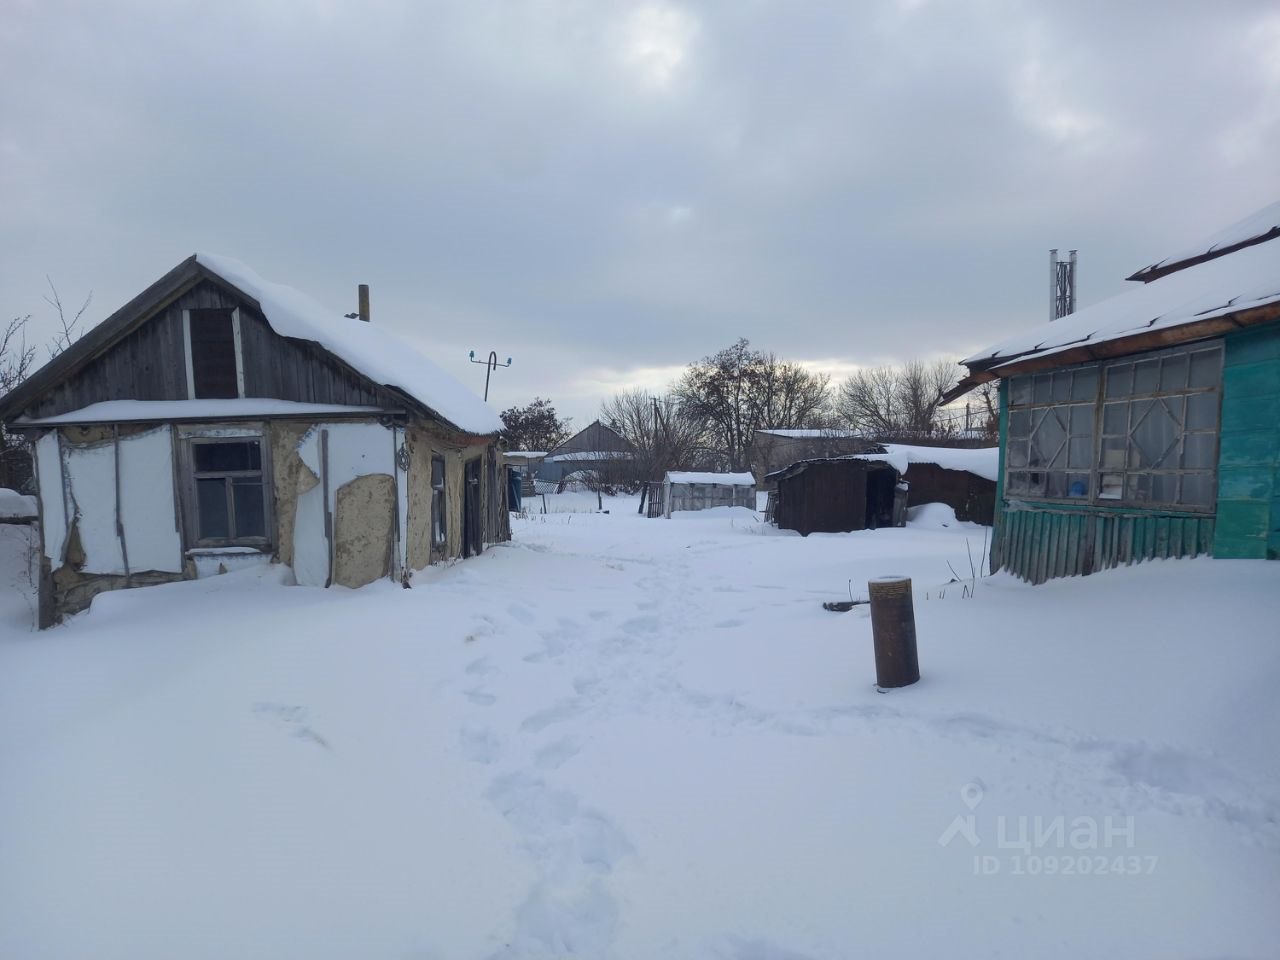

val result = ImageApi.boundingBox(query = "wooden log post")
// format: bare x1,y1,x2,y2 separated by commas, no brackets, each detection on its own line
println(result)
868,575,920,688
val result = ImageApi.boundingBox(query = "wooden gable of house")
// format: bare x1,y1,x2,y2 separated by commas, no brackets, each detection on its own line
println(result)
6,265,402,424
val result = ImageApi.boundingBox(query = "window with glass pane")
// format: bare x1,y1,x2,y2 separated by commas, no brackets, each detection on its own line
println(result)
1005,342,1221,511
431,455,447,546
190,438,269,545
1096,343,1221,508
1005,367,1096,500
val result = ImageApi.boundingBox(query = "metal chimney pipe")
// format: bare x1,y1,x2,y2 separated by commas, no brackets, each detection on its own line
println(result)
1049,249,1057,322
1068,249,1078,315
358,284,370,323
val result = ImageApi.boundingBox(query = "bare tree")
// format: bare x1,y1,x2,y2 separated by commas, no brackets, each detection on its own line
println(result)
0,315,36,396
601,389,711,509
896,359,954,434
752,355,832,431
834,365,899,435
951,380,1001,442
674,339,831,471
0,316,37,490
0,279,92,490
835,358,958,439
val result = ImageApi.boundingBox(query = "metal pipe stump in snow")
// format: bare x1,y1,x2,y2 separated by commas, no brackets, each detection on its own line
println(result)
868,576,920,688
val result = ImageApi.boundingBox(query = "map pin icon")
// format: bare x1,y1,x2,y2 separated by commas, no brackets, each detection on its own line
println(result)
961,781,984,810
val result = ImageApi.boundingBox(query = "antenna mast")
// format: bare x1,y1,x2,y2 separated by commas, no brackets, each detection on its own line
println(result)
1049,248,1077,320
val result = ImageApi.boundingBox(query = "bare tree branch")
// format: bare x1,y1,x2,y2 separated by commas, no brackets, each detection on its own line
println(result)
835,358,962,439
44,276,92,359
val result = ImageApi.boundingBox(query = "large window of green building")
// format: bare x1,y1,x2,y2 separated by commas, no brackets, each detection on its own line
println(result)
1005,341,1222,511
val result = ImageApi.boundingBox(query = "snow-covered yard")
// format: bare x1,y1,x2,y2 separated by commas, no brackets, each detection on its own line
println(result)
0,498,1276,959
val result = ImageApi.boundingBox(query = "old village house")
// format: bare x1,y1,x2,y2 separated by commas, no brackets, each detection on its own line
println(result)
947,201,1280,581
0,254,510,626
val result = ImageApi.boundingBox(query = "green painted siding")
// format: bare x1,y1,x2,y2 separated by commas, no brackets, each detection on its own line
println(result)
993,502,1213,583
1214,326,1280,560
989,380,1008,574
992,373,1214,583
993,325,1280,581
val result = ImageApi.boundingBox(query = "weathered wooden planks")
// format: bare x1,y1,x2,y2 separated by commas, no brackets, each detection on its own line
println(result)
995,503,1215,583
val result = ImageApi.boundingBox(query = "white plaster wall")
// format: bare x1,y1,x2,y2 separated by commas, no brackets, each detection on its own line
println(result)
117,427,183,573
58,427,184,575
35,432,67,562
63,441,123,574
292,422,397,588
293,427,328,587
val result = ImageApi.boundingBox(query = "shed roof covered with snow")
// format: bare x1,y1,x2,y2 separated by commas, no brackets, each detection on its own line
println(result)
847,444,999,482
665,471,756,486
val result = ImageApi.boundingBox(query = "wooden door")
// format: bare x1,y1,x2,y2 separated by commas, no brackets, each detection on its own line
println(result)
463,459,482,557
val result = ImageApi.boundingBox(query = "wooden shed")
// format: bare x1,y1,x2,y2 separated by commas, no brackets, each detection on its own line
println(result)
750,429,876,484
765,458,907,536
902,461,997,524
946,201,1280,582
0,254,510,625
661,471,756,516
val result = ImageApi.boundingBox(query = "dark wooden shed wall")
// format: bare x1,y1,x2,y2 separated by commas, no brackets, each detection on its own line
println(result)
773,460,897,536
22,279,396,420
903,463,996,525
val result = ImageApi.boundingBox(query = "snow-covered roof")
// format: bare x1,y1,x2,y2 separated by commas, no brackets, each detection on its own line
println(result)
1129,201,1280,281
963,233,1280,371
0,488,37,520
14,399,387,427
756,428,862,439
665,472,756,486
196,254,503,435
504,450,548,459
848,444,999,482
545,450,633,462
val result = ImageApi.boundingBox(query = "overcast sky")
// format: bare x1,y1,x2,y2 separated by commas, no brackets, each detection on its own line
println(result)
3,0,1277,428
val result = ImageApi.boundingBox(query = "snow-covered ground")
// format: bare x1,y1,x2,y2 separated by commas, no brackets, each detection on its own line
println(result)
1,497,1276,959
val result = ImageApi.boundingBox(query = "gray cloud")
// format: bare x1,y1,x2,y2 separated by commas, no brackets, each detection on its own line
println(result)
3,0,1277,425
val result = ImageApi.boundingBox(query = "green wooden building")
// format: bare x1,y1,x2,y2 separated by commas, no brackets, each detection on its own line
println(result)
947,202,1280,582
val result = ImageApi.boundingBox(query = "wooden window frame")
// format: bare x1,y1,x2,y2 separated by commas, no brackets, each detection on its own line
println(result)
431,454,447,548
183,307,246,400
1005,341,1223,513
177,426,273,550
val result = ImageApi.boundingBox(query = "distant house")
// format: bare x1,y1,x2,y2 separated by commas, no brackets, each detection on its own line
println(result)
751,429,876,483
0,254,509,625
948,201,1280,582
538,420,634,488
662,472,756,517
766,458,907,535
